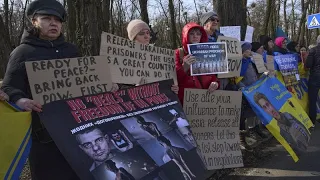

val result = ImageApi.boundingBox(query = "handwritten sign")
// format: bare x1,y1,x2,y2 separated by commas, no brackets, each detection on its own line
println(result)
188,42,228,76
216,36,242,78
245,26,254,43
217,57,242,78
217,36,241,58
25,56,113,105
100,32,177,85
220,26,241,41
252,54,267,73
266,55,275,71
183,89,243,170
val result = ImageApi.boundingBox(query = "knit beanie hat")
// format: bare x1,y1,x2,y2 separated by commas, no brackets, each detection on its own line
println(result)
242,42,252,53
127,19,150,41
251,42,263,52
200,11,218,26
286,41,298,52
259,35,272,46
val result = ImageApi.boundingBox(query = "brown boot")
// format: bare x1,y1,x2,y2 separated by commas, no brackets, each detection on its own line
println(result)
240,131,253,152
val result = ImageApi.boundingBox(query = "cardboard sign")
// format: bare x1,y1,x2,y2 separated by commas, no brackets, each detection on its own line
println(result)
220,26,241,41
217,36,242,58
25,56,113,105
183,89,243,169
266,55,275,71
252,54,268,73
217,57,242,78
39,80,207,180
100,32,177,85
188,42,228,76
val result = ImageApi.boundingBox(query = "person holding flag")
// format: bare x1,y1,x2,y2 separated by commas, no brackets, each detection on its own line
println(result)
1,0,80,179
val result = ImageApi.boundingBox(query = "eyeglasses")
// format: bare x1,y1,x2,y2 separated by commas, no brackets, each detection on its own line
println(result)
209,17,220,22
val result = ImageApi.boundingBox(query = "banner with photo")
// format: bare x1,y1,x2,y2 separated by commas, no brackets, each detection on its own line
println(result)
39,79,206,180
274,54,299,87
242,76,313,162
187,42,228,76
183,89,243,170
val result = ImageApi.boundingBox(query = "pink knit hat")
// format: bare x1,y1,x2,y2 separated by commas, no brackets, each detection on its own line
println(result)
275,37,286,48
127,19,150,41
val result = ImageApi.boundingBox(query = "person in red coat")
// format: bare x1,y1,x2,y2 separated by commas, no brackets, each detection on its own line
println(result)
175,22,219,104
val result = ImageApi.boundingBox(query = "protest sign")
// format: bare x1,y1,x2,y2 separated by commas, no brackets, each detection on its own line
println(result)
220,26,241,41
244,26,254,43
183,89,243,170
100,32,177,85
217,57,242,78
0,101,31,180
188,42,228,76
25,56,113,105
266,55,275,71
274,54,300,87
39,79,206,180
243,76,313,162
252,54,268,73
217,36,241,58
216,36,242,78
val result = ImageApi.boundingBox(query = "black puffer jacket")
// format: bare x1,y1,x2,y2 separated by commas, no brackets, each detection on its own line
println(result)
306,45,320,86
1,29,79,141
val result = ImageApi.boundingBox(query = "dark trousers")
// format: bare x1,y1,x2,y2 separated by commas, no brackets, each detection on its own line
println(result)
308,83,320,124
29,140,80,180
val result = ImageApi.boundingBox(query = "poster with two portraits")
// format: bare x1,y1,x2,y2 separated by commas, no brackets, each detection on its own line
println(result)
38,79,206,180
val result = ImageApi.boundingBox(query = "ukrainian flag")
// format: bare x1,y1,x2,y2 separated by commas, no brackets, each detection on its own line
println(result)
0,101,32,180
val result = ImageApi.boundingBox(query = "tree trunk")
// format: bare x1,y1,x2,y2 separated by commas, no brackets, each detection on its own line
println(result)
139,0,149,24
4,0,10,38
67,0,77,44
217,0,247,40
263,0,273,35
102,0,111,32
168,0,178,49
297,0,309,44
284,0,289,34
0,17,13,78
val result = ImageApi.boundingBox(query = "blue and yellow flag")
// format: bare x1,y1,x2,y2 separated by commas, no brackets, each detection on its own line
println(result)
0,101,32,180
243,75,312,162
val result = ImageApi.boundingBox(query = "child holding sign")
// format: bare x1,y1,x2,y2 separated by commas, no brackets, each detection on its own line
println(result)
175,22,219,104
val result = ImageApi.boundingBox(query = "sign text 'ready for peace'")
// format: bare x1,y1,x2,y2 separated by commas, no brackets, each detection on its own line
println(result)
25,56,113,105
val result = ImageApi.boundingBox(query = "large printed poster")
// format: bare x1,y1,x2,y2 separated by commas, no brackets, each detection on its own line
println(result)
243,76,313,162
39,80,206,180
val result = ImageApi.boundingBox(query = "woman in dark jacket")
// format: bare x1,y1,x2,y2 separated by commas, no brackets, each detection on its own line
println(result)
1,0,80,179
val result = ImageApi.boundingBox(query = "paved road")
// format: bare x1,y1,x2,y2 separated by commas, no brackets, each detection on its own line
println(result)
225,125,320,180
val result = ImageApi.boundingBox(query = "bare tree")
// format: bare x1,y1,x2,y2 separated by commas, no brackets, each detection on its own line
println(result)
139,0,149,24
